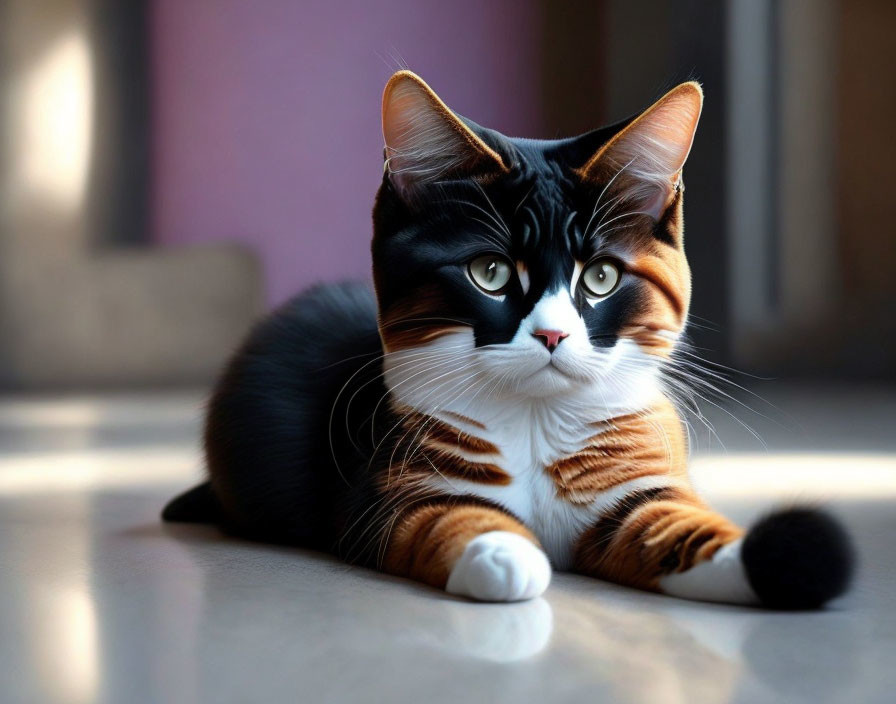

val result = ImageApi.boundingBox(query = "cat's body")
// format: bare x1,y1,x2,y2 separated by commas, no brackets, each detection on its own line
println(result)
164,72,853,609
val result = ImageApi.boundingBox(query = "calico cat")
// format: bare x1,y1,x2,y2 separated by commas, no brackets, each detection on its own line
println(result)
164,71,853,608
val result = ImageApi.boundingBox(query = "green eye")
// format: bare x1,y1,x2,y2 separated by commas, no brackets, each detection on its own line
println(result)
468,255,513,293
580,259,621,298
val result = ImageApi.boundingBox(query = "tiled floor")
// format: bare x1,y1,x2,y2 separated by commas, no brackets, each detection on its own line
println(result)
0,387,894,703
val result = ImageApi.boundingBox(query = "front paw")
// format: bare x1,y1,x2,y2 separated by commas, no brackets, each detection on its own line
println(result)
446,531,551,602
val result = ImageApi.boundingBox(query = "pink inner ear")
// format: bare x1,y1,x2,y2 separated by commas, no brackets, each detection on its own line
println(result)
639,184,676,222
592,86,702,220
382,80,460,194
382,74,505,197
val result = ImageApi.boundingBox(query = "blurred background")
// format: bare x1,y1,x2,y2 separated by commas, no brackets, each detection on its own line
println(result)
2,4,896,703
1,0,893,390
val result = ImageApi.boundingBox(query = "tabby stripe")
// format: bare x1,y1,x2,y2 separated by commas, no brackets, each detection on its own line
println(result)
423,419,500,455
546,454,671,505
680,530,715,569
413,450,511,486
581,486,681,551
549,445,658,475
550,402,688,504
589,413,641,430
627,502,738,574
440,411,487,430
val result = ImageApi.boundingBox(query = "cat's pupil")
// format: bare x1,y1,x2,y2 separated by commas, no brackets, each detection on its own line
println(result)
486,261,496,280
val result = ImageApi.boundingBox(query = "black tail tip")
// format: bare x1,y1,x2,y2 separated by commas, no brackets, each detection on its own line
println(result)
161,482,220,524
742,507,855,610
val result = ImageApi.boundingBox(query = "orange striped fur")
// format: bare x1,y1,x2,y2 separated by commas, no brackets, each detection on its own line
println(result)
545,401,687,505
440,410,487,430
377,410,528,588
388,409,509,486
423,417,501,456
382,500,537,588
375,400,745,595
574,488,743,591
614,201,692,358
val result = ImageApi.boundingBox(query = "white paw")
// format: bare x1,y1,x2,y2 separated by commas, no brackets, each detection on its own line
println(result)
446,531,551,602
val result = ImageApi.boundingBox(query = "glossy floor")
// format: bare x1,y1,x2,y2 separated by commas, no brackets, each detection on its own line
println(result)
0,387,894,704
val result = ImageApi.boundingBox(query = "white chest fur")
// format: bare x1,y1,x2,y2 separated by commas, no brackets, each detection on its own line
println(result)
422,393,670,569
383,332,673,569
438,402,595,568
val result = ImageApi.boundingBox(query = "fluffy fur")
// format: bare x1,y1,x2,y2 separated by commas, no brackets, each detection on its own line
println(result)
164,71,854,609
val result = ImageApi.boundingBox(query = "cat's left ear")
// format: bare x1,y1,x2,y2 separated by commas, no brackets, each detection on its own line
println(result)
382,71,509,199
579,82,703,220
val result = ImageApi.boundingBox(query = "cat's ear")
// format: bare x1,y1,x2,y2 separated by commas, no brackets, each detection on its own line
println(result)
382,71,508,198
579,82,703,220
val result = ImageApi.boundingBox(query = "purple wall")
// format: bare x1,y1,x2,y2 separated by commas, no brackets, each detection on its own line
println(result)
150,0,544,305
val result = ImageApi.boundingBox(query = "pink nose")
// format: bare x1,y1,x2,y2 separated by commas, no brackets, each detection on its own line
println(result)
532,329,569,353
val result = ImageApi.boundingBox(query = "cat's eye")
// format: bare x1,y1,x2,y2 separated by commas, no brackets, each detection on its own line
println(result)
580,259,621,298
468,255,513,294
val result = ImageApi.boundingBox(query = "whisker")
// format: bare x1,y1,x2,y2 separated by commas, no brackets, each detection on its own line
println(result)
583,156,637,236
342,347,471,453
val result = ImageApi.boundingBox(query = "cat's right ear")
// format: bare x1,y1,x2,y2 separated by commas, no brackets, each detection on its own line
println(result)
577,82,703,221
382,71,508,200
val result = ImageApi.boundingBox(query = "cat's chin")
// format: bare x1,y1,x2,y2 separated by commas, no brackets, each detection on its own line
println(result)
514,364,581,398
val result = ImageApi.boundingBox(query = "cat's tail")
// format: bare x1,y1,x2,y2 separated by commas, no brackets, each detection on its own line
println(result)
161,481,221,524
738,507,855,609
660,506,855,609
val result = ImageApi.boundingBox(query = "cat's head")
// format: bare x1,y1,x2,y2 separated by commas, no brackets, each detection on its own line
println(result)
372,71,700,406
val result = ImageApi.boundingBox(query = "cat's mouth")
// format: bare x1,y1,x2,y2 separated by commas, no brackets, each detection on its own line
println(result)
536,358,585,383
545,359,570,376
539,350,608,385
514,359,590,397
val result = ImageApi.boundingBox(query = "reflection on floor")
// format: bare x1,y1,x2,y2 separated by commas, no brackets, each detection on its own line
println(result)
0,386,894,704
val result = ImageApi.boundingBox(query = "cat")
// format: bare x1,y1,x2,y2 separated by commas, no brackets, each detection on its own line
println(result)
163,71,853,608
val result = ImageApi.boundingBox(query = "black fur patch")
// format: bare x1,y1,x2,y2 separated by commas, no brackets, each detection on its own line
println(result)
194,281,386,550
742,507,855,610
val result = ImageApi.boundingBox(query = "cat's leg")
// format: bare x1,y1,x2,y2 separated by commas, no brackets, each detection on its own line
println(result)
573,486,853,609
381,499,551,602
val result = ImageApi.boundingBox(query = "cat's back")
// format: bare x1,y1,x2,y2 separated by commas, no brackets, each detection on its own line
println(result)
204,281,386,545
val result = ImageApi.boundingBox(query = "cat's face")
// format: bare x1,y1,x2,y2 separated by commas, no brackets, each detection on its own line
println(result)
372,72,700,404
